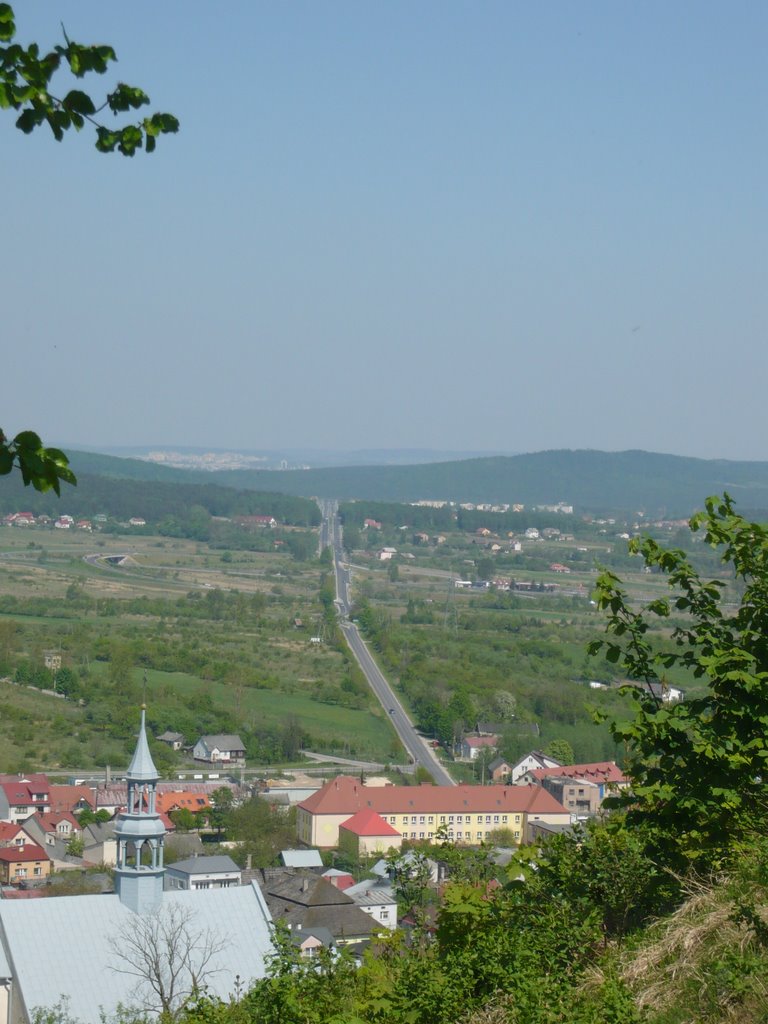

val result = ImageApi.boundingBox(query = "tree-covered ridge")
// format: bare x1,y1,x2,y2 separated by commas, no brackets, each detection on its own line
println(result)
65,448,768,514
0,471,320,529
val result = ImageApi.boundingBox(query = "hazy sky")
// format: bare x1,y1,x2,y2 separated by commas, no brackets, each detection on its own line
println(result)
4,2,766,459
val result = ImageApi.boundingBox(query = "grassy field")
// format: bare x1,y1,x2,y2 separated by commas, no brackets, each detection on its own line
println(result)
0,526,402,771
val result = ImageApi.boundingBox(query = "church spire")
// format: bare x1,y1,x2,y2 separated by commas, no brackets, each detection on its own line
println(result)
114,705,166,913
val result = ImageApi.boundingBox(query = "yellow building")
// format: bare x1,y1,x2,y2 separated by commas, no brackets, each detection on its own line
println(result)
297,776,570,849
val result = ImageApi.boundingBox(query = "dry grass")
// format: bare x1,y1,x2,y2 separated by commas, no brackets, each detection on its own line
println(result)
613,872,768,1022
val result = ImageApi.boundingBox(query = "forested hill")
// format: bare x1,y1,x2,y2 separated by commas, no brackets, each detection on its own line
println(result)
58,448,768,517
0,468,320,527
27,448,768,517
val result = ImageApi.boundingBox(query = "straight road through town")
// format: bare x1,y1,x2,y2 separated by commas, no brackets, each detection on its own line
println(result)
319,500,455,787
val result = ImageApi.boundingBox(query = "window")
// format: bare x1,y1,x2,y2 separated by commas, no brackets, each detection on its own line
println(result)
428,831,434,838
515,815,521,823
477,815,483,823
514,830,520,839
390,817,396,824
428,816,434,823
419,816,425,824
14,868,27,878
485,815,491,823
33,867,42,876
457,831,463,839
448,815,454,823
419,832,424,839
502,815,508,823
477,830,483,838
381,910,390,920
440,816,446,823
411,816,417,824
493,815,499,823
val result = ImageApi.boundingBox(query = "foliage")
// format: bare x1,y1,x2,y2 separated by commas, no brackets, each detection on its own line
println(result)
0,4,178,155
542,738,574,765
527,819,679,940
590,494,768,869
0,428,75,495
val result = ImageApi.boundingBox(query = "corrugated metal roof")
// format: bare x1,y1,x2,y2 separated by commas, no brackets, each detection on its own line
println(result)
0,883,274,1024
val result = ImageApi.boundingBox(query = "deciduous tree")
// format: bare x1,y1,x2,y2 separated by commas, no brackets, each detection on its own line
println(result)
590,494,768,868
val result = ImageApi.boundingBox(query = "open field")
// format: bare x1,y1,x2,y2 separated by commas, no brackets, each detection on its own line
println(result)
0,525,402,771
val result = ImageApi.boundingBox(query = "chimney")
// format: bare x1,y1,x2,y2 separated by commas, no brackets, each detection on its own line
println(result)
246,853,252,870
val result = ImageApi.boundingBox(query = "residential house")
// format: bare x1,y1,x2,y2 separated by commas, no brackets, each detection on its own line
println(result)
82,821,117,867
350,888,398,930
520,761,629,804
165,855,241,891
0,824,34,849
0,844,50,885
363,519,382,530
539,776,602,819
157,730,185,751
458,735,500,761
192,734,246,765
156,791,211,816
22,812,80,849
377,547,397,561
0,775,51,823
296,775,570,848
291,926,336,958
48,785,94,816
504,751,562,784
321,868,355,891
487,757,513,783
259,871,381,946
128,517,146,527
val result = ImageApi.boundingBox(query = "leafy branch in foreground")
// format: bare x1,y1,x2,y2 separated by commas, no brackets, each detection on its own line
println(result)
0,4,178,155
0,429,76,494
589,494,768,869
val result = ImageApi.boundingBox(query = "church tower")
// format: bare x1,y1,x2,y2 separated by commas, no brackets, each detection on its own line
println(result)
114,706,166,913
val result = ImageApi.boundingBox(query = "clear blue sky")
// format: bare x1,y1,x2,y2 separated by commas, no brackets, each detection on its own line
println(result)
4,2,766,459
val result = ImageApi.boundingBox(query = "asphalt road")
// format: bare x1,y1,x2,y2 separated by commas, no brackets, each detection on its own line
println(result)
320,500,455,787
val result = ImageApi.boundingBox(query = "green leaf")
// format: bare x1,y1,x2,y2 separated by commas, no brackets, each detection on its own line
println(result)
62,89,96,116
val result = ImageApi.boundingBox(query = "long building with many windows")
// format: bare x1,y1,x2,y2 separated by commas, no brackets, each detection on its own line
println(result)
296,775,570,848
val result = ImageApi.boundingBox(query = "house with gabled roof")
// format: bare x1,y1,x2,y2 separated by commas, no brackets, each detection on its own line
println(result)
0,775,51,823
0,844,50,885
520,761,629,803
193,734,246,765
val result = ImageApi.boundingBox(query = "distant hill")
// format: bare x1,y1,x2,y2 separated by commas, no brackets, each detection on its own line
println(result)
50,449,768,517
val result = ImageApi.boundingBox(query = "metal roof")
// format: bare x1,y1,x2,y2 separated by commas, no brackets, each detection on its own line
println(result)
167,855,240,875
125,709,159,783
0,882,274,1024
281,849,323,868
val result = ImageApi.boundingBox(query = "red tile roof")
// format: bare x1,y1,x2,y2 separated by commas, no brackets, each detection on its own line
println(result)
49,785,95,815
339,808,401,837
526,762,628,786
0,844,49,863
298,776,567,817
0,774,50,805
0,822,30,843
